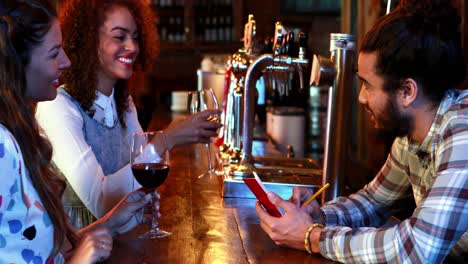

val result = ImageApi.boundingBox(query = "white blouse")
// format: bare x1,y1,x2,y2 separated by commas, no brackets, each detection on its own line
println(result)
35,89,143,218
93,89,118,128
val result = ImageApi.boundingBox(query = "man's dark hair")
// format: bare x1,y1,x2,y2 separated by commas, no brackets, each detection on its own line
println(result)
360,0,466,103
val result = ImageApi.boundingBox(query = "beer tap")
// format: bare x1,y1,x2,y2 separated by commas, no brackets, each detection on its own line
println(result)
233,22,310,177
222,14,257,160
310,34,356,202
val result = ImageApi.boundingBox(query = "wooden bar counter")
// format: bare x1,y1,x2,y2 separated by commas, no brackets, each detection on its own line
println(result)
107,142,335,264
104,109,335,263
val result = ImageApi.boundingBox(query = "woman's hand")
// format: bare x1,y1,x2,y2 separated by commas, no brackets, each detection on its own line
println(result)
101,189,158,236
163,109,222,149
68,228,112,264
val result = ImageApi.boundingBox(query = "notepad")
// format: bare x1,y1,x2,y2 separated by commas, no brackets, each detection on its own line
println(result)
243,172,282,217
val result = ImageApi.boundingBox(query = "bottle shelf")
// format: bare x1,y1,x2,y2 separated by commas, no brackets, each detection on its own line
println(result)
159,41,241,52
152,0,240,47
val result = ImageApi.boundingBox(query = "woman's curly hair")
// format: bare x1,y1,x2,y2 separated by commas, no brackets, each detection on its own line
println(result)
59,0,159,127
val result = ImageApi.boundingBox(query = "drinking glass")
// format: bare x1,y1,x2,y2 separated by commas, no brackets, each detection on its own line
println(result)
187,88,220,179
131,131,172,239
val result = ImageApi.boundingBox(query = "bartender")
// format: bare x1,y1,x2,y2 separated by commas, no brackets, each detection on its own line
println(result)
255,0,467,263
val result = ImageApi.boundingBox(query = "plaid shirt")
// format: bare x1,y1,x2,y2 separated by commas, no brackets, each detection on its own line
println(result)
318,89,468,263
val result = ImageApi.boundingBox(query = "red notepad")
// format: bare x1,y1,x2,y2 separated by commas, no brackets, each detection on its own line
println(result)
243,172,282,217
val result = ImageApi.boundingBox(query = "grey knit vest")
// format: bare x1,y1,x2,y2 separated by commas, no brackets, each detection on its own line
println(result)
58,88,130,175
57,88,130,228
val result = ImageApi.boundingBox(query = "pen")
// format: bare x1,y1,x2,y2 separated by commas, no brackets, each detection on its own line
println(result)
301,183,330,207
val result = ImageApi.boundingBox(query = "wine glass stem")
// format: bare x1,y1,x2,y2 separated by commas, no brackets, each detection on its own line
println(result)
205,143,214,171
150,192,159,231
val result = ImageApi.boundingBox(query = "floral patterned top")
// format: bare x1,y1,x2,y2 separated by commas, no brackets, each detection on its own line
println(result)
0,124,63,264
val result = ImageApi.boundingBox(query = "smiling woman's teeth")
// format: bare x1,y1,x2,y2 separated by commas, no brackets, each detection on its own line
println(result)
118,57,133,64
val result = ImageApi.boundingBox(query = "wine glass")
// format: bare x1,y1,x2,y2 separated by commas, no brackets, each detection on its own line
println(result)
131,131,172,239
187,88,220,179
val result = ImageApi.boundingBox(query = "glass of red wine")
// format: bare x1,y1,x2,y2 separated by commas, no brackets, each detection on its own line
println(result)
188,88,220,179
131,131,172,239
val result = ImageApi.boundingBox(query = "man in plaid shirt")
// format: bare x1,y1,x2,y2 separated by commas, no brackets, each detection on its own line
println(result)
256,0,467,263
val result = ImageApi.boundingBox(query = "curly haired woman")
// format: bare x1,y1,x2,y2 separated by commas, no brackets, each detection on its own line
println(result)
36,0,221,229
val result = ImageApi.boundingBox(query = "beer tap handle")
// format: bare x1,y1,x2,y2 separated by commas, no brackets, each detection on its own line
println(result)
264,36,273,54
243,14,256,54
281,33,288,55
273,22,284,56
298,32,308,60
287,31,295,57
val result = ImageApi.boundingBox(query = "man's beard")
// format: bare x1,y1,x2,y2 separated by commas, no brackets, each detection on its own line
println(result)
375,97,412,141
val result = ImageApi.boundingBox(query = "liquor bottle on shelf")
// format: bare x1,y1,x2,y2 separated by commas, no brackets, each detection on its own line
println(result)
196,16,203,42
218,16,225,42
204,17,211,42
158,16,168,41
211,16,218,42
175,16,183,42
167,16,175,42
225,15,232,42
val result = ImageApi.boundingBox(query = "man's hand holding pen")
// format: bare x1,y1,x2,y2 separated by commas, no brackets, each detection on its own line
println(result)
289,184,329,223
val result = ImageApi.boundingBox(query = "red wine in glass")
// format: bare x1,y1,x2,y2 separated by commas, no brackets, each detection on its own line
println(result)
132,163,169,189
131,131,172,239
